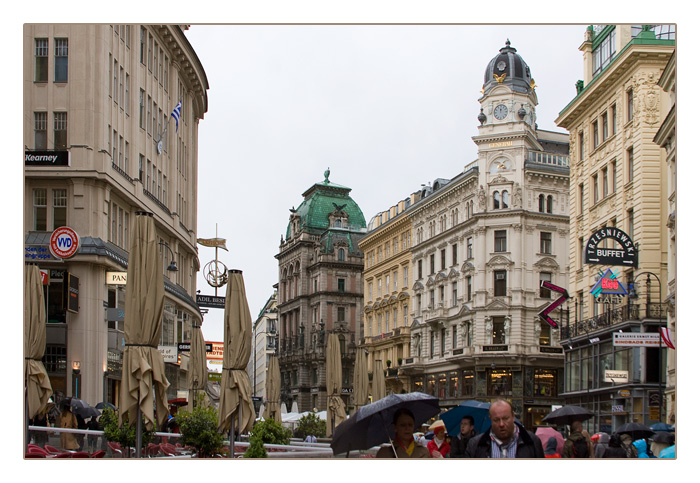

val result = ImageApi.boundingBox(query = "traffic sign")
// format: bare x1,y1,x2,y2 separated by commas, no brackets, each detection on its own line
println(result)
538,281,569,328
49,226,80,259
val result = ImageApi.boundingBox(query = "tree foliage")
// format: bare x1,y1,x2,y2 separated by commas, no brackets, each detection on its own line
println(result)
243,418,292,458
174,394,224,458
293,413,326,439
100,408,155,450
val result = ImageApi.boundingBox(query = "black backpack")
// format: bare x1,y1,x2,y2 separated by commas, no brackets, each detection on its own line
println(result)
572,438,589,458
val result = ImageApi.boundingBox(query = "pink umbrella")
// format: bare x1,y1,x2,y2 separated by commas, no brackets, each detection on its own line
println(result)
536,426,565,455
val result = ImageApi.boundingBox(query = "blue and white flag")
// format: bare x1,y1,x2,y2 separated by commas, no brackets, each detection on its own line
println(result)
170,100,182,132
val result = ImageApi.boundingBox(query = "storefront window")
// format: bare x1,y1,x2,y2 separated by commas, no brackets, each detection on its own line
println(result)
534,369,557,397
461,370,474,396
437,373,447,398
412,376,424,393
427,374,436,396
488,369,512,396
567,349,580,392
449,371,459,398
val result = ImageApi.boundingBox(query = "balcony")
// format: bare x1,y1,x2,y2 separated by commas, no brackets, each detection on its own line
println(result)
561,302,666,341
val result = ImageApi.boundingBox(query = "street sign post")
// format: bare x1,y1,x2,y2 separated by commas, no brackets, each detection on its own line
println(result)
538,281,569,328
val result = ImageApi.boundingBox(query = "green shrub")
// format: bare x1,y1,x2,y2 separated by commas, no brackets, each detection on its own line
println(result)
243,418,292,458
174,395,224,458
293,413,326,439
100,408,154,452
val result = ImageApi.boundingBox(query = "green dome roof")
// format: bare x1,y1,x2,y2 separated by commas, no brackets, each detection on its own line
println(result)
286,169,366,239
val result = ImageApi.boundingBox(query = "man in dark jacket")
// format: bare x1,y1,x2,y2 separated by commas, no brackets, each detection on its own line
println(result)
450,415,475,458
562,421,593,458
465,399,544,458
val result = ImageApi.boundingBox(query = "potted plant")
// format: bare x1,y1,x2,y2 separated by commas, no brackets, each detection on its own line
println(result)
100,408,155,457
174,393,224,458
243,418,292,458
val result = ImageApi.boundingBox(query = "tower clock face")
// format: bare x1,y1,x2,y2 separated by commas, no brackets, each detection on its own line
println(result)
494,104,508,120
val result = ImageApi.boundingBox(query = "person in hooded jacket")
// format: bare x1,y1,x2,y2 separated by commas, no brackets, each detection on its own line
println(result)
544,437,561,458
632,439,652,458
603,433,632,458
593,432,610,458
562,421,594,458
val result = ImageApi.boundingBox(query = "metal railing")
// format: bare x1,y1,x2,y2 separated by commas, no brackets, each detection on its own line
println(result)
561,302,665,340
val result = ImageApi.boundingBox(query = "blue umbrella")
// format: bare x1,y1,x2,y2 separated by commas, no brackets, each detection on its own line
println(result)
650,422,674,432
440,400,492,437
659,444,675,458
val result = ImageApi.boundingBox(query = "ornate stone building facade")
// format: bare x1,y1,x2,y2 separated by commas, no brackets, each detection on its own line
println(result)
276,171,366,412
556,25,674,431
24,24,208,406
400,41,570,427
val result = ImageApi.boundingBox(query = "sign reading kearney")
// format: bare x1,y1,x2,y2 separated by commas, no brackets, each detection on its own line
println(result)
25,150,71,166
585,227,637,267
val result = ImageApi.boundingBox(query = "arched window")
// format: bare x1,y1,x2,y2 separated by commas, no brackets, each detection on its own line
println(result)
334,219,342,227
538,194,545,212
493,191,500,210
546,195,553,214
502,190,509,209
338,248,345,261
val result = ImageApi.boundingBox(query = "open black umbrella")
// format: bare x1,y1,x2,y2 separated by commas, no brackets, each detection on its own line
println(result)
330,392,440,455
650,431,674,445
616,422,654,441
95,402,117,411
541,405,593,426
75,406,100,419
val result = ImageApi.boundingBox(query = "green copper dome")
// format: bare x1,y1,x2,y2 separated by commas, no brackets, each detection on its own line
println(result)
286,169,366,240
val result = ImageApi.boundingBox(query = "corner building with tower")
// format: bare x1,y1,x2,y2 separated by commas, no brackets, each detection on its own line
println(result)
364,41,571,427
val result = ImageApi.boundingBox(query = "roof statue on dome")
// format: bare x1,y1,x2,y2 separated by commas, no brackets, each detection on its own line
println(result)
324,167,330,183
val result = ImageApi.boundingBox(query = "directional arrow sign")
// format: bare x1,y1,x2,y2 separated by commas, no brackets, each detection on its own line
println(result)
539,281,569,328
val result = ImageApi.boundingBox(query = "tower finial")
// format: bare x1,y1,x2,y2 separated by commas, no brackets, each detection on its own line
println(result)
324,167,330,183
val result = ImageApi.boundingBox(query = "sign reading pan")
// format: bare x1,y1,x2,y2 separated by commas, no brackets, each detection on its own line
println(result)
585,227,637,267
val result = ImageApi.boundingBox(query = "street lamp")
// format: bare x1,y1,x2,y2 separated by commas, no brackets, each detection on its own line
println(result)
158,241,178,272
72,361,81,399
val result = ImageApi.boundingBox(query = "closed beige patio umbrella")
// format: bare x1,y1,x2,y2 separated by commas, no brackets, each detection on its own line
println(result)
325,333,347,437
24,264,53,449
352,347,369,413
263,355,281,423
218,270,256,456
188,321,207,411
371,359,386,403
119,212,170,457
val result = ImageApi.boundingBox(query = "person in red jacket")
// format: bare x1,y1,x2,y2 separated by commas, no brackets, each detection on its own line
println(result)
427,420,451,458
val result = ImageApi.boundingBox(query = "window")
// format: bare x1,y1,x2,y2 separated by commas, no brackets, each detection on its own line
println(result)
393,271,398,291
627,147,634,183
578,131,584,161
494,230,507,252
33,189,47,231
164,55,169,91
125,73,130,115
612,104,617,135
592,120,599,149
494,270,507,297
139,89,145,129
546,195,553,214
452,244,458,265
416,294,421,313
540,232,552,254
140,27,146,64
113,59,118,101
147,95,152,134
377,314,382,334
138,154,144,183
368,282,372,300
403,267,408,288
539,272,552,298
592,173,599,203
466,276,472,301
593,27,616,76
628,209,634,241
430,289,435,308
418,260,422,279
430,254,435,274
378,278,382,297
338,278,345,293
439,286,445,305
54,38,68,82
34,112,47,149
53,112,67,149
602,167,608,197
452,282,458,307
112,129,117,162
393,308,398,329
35,38,48,82
578,184,584,214
612,161,617,193
403,304,408,326
493,191,500,210
627,89,634,122
440,249,446,270
337,306,345,323
337,248,345,261
602,112,608,141
147,33,153,72
578,237,584,269
467,237,473,259
501,190,509,209
538,194,545,212
119,66,124,106
491,316,506,344
367,316,372,337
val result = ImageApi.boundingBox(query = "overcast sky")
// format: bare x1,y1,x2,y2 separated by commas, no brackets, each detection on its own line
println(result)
185,24,585,343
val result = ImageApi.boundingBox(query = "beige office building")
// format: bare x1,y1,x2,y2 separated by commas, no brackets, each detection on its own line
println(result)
359,194,419,398
24,24,208,408
556,25,674,430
